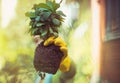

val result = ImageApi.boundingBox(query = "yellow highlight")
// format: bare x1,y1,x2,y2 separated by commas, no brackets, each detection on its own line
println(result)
59,56,71,72
43,36,55,46
54,37,66,47
60,46,68,58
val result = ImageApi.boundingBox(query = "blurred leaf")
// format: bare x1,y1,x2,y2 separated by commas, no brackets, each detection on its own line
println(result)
25,12,36,18
29,21,33,26
52,1,60,11
33,3,52,11
35,16,41,21
53,32,58,37
31,28,39,35
46,1,54,11
46,1,60,11
52,18,60,26
51,26,58,33
32,21,37,28
36,23,44,27
49,27,54,33
38,8,48,11
42,11,52,20
41,30,48,37
56,11,66,17
35,9,40,15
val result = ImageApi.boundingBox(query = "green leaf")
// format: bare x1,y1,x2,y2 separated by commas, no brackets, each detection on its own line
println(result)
46,1,54,10
56,11,66,17
32,28,38,35
46,1,60,11
29,21,33,26
32,21,37,28
34,3,52,11
53,32,58,37
41,30,48,37
30,28,39,35
42,11,52,20
35,9,40,15
38,8,48,11
53,1,60,11
35,16,40,21
36,23,44,27
49,27,54,33
52,18,60,26
25,12,36,18
40,11,52,21
51,26,58,33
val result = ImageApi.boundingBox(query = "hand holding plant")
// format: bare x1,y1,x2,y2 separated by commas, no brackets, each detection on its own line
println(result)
25,0,70,80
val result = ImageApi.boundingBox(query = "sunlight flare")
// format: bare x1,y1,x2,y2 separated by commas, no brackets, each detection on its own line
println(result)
1,0,17,28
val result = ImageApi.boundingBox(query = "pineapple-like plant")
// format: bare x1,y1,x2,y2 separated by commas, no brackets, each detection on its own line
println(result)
25,0,65,40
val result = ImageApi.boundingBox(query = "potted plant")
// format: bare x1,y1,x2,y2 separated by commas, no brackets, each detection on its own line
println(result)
25,0,69,79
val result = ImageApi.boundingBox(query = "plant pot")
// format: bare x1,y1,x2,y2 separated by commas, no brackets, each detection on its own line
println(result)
34,41,64,74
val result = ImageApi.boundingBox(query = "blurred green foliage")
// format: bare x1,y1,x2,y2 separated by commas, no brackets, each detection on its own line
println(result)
52,0,93,83
0,0,45,83
0,0,93,83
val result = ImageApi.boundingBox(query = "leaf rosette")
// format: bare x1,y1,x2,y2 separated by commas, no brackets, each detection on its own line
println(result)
25,0,66,40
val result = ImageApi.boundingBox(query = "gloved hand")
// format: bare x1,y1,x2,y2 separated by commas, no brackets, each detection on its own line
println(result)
44,36,71,72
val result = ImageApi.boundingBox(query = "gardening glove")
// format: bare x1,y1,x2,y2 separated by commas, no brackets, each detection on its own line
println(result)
44,36,71,72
